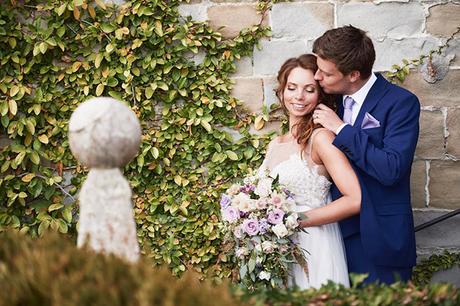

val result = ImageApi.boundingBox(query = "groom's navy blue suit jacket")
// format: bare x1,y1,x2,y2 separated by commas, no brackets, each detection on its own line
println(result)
331,73,420,269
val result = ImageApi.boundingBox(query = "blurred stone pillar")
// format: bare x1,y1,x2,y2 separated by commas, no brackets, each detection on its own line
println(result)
69,97,141,263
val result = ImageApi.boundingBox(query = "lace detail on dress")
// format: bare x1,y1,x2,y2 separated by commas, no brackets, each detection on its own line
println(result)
267,153,331,210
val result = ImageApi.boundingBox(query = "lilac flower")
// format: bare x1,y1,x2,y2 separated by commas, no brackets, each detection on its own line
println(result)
267,208,285,224
222,206,240,223
258,218,270,235
282,187,295,200
240,184,256,194
242,218,259,236
220,194,232,209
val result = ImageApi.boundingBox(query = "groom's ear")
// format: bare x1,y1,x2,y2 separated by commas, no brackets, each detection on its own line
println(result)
348,70,361,83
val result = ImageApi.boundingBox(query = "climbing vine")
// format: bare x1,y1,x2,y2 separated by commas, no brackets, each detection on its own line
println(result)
0,0,271,278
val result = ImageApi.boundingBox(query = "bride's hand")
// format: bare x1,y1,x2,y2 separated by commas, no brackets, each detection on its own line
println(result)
313,104,343,133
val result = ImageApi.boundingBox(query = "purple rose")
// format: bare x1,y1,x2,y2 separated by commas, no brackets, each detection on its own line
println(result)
258,218,270,235
242,218,259,236
267,208,285,225
222,206,240,223
220,194,231,209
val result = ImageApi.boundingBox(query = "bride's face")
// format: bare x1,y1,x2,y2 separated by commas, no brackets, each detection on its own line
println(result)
282,67,319,119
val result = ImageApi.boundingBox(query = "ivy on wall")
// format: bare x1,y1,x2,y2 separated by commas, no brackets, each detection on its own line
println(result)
0,0,271,278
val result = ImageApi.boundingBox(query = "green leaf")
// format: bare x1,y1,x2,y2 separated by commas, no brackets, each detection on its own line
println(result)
96,84,105,96
101,23,116,33
29,151,40,165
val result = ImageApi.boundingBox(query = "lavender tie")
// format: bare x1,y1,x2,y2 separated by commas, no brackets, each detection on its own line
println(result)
343,96,355,125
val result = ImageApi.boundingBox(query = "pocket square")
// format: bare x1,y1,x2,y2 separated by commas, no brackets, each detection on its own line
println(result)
361,112,380,129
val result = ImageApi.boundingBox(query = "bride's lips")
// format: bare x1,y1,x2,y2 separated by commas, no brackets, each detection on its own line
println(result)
290,103,308,111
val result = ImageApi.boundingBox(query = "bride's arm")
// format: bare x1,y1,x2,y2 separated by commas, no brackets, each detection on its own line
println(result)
299,130,361,227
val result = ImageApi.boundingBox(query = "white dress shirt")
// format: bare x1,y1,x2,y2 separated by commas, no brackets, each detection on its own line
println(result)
335,73,378,134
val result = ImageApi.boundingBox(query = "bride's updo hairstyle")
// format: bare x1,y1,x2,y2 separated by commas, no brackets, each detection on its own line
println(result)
275,54,337,151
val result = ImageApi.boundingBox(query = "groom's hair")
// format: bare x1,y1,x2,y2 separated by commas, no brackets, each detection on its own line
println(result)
313,25,375,79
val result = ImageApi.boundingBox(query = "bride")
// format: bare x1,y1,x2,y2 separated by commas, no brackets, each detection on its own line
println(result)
258,54,361,289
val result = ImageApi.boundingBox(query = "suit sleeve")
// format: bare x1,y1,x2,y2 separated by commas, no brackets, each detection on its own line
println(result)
332,94,420,186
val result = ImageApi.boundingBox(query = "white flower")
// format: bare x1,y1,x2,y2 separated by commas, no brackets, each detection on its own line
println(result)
254,177,273,198
285,214,299,230
255,199,268,210
227,184,241,196
233,225,244,239
261,241,276,253
232,193,253,212
254,243,262,253
282,198,297,212
258,270,271,281
272,223,288,238
235,247,249,258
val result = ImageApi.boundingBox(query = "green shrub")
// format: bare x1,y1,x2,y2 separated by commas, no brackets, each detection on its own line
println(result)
2,231,459,306
0,231,240,306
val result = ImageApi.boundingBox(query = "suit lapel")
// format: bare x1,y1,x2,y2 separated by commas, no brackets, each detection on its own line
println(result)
353,73,390,127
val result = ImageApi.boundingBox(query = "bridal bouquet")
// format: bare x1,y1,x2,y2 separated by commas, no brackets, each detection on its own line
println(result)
220,171,308,290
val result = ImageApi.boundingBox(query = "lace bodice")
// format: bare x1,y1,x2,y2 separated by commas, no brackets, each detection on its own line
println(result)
259,132,332,211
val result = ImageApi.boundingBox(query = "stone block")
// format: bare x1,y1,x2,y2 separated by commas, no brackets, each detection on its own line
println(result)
271,3,333,39
411,160,427,208
427,3,460,37
253,39,309,76
447,108,460,158
402,69,460,108
232,56,253,77
445,38,460,67
231,78,264,113
263,77,280,109
178,3,208,22
415,110,445,159
338,2,425,39
374,37,439,72
414,210,460,251
208,5,267,39
429,160,460,209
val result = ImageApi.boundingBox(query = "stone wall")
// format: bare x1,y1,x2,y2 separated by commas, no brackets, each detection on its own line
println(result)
178,0,460,255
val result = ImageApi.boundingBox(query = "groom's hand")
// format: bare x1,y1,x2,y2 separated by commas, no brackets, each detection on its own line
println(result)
313,104,344,134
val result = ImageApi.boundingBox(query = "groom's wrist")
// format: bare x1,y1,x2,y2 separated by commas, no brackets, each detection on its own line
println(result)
335,123,348,135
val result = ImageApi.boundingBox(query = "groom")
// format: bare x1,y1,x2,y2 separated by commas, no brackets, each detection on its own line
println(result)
312,25,420,284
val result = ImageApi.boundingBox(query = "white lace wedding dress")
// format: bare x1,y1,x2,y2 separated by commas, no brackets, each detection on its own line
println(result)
259,131,350,289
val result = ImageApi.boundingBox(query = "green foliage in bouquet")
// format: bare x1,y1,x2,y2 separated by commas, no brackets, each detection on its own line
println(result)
0,0,271,279
0,231,241,306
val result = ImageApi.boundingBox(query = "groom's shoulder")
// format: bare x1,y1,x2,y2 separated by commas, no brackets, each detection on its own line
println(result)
380,74,418,100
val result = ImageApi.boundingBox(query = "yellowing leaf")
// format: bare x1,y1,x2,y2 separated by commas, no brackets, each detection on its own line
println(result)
26,120,35,135
154,20,163,37
96,83,105,96
174,175,182,185
8,99,17,115
48,203,64,212
55,3,66,16
10,85,19,97
145,86,154,99
73,5,81,20
95,53,103,68
21,173,36,182
200,120,212,133
151,147,159,159
254,115,265,130
39,42,48,54
88,5,96,18
226,150,238,161
95,0,106,10
38,134,49,144
83,85,89,96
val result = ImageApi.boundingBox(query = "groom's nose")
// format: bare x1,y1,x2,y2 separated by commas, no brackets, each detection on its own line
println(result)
314,69,322,81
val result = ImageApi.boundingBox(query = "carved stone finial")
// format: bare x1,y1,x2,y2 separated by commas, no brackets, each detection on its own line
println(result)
69,97,141,263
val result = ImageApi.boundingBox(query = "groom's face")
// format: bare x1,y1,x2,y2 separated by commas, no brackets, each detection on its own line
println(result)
314,57,352,95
